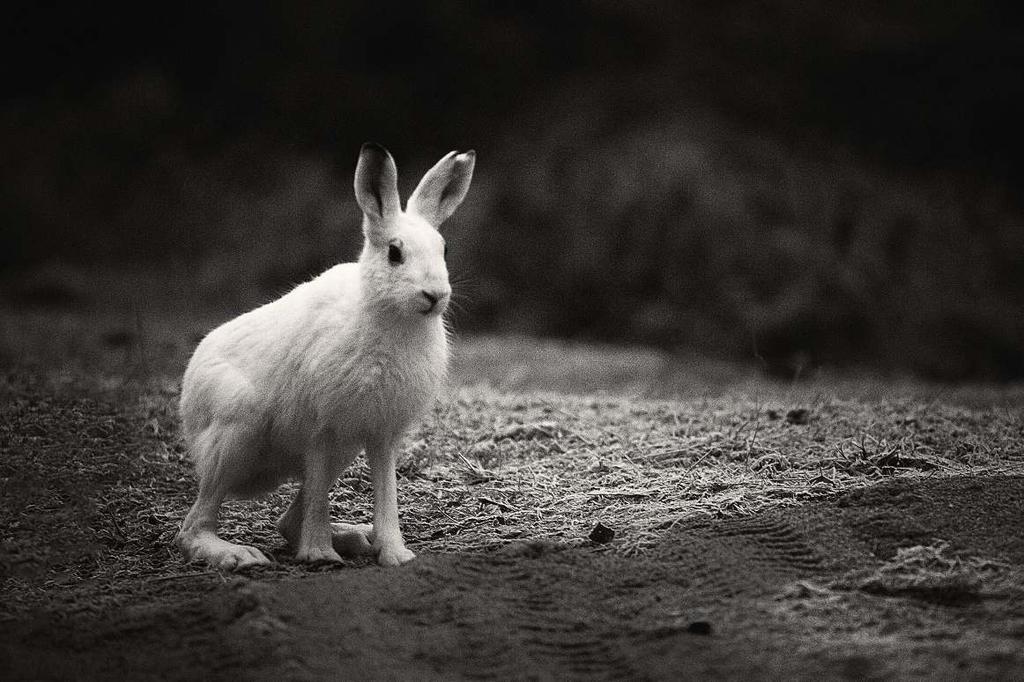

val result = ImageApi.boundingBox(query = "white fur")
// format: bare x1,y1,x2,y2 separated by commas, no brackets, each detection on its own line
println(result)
176,143,475,569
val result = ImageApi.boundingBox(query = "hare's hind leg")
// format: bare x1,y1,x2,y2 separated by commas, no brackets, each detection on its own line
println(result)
176,422,271,570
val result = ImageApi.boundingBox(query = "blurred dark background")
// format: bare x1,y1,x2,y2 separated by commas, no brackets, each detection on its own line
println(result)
3,0,1023,380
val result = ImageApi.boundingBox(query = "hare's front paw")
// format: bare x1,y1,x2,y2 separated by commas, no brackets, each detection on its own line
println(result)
377,544,416,567
295,545,344,565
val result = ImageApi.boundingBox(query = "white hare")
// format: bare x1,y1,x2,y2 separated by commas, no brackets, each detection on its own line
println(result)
176,143,475,569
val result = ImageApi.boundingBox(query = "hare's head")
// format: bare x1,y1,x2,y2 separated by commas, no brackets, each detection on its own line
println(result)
354,143,475,319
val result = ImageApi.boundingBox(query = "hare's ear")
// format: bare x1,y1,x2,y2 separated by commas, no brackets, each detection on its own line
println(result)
407,150,476,228
354,143,400,223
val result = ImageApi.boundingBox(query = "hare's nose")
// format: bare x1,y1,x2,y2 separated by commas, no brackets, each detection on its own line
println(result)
421,289,447,313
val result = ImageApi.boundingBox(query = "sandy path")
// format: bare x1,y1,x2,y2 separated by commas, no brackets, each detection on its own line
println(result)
6,474,1024,680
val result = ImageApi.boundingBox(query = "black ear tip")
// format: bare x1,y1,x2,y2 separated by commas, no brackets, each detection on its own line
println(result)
361,142,392,158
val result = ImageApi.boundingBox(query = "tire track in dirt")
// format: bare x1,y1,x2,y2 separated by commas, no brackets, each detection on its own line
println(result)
442,554,640,680
649,516,828,601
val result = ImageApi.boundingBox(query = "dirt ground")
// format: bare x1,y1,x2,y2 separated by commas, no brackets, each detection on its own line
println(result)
6,468,1024,680
3,307,1024,680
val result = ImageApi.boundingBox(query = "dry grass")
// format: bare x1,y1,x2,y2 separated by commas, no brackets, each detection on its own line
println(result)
832,542,1014,604
161,366,1024,561
379,384,1022,558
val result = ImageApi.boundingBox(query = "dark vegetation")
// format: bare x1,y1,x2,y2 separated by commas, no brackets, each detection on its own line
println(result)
3,1,1023,379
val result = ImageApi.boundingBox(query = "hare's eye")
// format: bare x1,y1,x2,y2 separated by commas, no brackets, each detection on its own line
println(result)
388,243,403,265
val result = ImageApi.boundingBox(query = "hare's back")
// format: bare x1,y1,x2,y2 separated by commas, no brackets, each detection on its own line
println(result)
181,263,361,415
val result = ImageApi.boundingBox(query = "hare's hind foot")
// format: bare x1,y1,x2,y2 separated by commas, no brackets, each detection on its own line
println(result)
329,523,415,565
277,503,374,561
330,522,376,557
177,475,271,571
177,530,271,571
287,523,373,562
294,545,344,564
